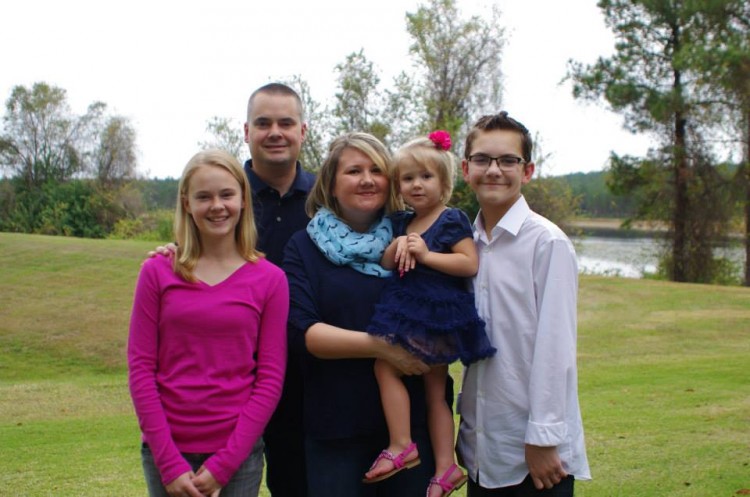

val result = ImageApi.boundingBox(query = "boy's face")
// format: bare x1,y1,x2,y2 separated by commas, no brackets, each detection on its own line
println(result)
462,129,534,220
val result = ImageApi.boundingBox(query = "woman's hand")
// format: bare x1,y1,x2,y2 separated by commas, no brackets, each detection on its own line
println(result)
165,471,204,497
381,342,430,375
193,465,222,497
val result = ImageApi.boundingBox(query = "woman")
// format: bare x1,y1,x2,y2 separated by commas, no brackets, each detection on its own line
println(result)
284,132,437,496
128,149,288,497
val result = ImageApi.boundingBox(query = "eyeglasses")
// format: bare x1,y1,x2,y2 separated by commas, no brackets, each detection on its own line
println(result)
468,154,526,170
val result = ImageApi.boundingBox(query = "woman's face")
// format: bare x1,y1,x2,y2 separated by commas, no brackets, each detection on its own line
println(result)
333,147,389,231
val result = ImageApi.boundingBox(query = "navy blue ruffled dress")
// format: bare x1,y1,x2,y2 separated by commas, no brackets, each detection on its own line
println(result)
367,208,496,366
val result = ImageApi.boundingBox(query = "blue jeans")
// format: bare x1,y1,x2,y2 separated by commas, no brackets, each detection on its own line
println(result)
141,438,264,497
468,474,575,497
305,429,434,497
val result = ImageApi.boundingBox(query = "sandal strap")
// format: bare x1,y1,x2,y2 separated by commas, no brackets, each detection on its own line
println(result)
368,449,394,471
432,463,461,491
392,442,417,469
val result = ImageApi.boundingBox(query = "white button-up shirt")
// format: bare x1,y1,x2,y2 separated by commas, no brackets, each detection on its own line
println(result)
456,196,591,488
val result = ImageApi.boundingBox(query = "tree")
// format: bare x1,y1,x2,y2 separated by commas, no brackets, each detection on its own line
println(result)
405,0,504,145
568,0,735,283
0,82,104,186
0,82,142,239
199,116,248,162
686,0,750,284
383,71,425,148
331,49,390,142
288,74,328,170
93,115,138,185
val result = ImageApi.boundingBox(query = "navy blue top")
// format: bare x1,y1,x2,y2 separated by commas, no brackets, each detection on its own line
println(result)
244,159,315,435
284,230,429,440
244,159,315,267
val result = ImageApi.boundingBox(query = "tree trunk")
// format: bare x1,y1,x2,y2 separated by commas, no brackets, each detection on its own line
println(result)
673,110,689,283
744,113,750,286
671,36,689,283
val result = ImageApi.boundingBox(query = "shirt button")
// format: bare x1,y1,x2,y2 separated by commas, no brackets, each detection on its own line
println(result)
276,216,282,222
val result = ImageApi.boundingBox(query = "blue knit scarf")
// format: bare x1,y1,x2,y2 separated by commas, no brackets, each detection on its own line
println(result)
306,207,393,278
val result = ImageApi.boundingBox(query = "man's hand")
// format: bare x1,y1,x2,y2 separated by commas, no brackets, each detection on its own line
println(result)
146,242,177,259
525,444,568,490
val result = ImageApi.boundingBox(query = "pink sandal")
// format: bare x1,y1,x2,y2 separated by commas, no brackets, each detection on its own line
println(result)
426,463,468,497
363,441,421,483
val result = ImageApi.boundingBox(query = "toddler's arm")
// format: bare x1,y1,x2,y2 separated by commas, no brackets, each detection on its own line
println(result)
407,234,478,278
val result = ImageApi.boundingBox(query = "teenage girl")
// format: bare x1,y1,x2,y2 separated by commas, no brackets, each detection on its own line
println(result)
363,132,496,497
128,149,289,497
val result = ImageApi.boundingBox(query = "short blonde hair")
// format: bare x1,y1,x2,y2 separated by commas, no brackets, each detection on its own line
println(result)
305,132,403,218
393,137,456,203
173,149,261,282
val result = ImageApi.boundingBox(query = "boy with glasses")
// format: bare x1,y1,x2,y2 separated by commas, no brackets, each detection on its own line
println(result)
456,112,591,496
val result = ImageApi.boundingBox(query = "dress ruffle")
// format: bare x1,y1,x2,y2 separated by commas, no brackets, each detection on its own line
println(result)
366,209,496,366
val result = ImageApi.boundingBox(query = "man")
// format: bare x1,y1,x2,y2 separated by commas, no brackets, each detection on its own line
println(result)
456,112,591,496
243,83,314,497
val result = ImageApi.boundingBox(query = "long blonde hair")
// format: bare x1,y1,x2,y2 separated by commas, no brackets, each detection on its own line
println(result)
173,149,261,281
305,132,402,218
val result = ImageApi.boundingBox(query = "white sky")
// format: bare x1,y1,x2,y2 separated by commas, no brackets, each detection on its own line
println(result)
1,0,653,178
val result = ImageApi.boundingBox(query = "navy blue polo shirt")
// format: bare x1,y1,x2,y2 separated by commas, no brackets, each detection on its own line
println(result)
244,159,316,267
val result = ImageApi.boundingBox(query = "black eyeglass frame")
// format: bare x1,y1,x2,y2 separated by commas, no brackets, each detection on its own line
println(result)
467,153,527,169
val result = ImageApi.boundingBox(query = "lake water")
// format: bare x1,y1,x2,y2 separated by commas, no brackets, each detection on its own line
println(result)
574,235,745,279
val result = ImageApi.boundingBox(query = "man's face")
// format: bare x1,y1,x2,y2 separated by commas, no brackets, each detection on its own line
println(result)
244,93,306,169
462,129,534,218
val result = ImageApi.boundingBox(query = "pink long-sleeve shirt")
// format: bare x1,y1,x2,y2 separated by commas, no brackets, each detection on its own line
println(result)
128,256,288,487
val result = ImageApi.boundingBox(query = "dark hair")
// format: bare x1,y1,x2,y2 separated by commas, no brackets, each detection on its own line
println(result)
464,111,533,162
247,82,304,121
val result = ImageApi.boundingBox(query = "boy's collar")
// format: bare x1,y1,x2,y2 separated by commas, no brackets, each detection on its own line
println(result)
475,196,529,238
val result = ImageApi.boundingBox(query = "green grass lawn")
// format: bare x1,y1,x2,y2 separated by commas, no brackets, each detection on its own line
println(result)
1,232,749,496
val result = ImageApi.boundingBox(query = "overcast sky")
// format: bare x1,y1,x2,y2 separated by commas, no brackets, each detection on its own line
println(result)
1,0,654,178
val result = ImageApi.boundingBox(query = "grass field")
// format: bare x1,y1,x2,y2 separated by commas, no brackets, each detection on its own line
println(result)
1,232,749,496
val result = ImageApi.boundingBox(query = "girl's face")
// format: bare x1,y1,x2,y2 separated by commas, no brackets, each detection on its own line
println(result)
398,160,444,213
333,147,389,231
183,164,244,241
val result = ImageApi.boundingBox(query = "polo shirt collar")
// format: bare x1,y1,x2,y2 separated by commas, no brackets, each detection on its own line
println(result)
244,159,312,196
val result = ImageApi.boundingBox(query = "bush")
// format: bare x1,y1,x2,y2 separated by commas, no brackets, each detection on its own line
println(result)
0,178,132,238
109,209,173,241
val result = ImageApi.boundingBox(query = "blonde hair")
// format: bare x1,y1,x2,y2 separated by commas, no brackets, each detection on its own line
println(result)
393,137,456,203
305,132,403,218
173,149,261,282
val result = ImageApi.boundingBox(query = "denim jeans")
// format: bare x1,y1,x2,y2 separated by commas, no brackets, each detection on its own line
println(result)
468,474,575,497
305,429,434,497
141,438,264,497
